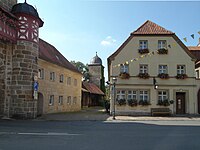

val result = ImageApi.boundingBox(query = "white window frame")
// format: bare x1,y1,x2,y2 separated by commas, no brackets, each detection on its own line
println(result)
159,65,168,74
120,65,129,73
49,95,54,105
177,65,186,74
38,68,44,79
116,90,126,100
58,96,63,105
139,40,148,49
127,90,137,100
158,90,168,101
67,96,71,104
158,40,167,49
60,74,64,83
50,72,55,81
139,64,148,73
139,90,149,101
67,77,71,85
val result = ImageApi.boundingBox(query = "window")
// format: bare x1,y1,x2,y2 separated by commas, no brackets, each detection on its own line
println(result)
177,65,186,74
139,90,149,101
58,96,63,105
50,72,55,81
159,65,168,74
158,90,168,101
67,77,71,85
49,95,54,105
158,40,167,49
60,74,64,83
127,91,137,100
196,70,200,78
139,64,148,73
139,40,148,49
38,68,44,79
67,96,71,104
116,90,126,100
120,65,129,73
73,97,77,104
74,79,77,86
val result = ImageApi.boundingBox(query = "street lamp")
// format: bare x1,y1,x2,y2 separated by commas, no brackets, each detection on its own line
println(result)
153,77,158,89
112,77,117,120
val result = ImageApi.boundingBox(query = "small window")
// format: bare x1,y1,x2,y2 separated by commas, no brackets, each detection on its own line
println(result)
60,74,64,83
158,40,167,49
120,65,129,73
116,90,126,100
67,96,71,104
58,96,63,105
158,90,168,101
196,70,200,79
49,95,54,105
139,64,148,73
38,68,44,79
139,90,149,101
159,65,168,74
177,65,186,74
139,40,148,49
67,77,71,85
50,72,55,81
73,97,77,104
127,91,137,100
74,79,77,86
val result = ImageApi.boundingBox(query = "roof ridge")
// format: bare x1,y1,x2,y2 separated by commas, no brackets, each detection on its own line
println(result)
132,20,174,35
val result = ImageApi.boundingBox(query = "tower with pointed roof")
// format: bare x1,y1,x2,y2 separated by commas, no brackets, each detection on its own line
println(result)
88,52,105,93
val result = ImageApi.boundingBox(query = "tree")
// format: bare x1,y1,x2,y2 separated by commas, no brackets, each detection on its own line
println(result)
71,61,90,81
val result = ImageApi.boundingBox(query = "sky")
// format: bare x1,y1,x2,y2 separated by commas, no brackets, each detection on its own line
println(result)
18,0,200,81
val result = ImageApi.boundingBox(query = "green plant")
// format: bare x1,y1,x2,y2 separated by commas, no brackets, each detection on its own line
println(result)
139,100,150,106
157,99,170,106
158,73,169,79
138,49,149,54
138,73,150,79
176,74,187,79
116,99,126,106
127,99,137,107
119,72,130,79
157,48,168,54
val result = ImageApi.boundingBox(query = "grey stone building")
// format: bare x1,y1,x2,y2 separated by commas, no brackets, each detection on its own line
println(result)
0,0,43,119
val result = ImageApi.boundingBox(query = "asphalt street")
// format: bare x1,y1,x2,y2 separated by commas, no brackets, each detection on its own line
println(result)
0,120,200,150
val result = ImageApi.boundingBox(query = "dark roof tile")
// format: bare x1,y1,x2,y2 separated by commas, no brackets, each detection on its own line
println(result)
82,82,104,95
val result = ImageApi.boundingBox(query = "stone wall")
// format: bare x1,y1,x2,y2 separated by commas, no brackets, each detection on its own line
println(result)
10,41,38,118
0,0,17,11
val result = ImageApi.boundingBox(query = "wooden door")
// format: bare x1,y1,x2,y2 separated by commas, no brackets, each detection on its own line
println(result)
37,93,43,116
176,92,186,114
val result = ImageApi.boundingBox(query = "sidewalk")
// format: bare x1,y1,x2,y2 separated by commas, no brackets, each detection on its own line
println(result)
37,107,200,121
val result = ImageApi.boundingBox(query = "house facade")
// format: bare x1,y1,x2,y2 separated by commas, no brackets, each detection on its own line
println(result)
38,39,82,115
108,20,199,115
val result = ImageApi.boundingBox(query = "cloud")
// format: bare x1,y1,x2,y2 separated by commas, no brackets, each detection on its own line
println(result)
101,36,116,46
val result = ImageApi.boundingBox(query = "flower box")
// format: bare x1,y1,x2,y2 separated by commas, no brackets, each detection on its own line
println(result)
127,99,137,107
116,99,126,106
139,100,150,106
158,73,169,79
138,73,150,79
119,72,130,79
157,99,170,106
157,48,168,54
176,74,187,79
138,49,149,54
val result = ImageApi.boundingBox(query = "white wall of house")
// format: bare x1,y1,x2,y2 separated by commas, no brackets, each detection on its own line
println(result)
109,35,199,115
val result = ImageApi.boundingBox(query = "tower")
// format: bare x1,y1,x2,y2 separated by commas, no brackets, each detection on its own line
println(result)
88,52,105,93
8,1,43,118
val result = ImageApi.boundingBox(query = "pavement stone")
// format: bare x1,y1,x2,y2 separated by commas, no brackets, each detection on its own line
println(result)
37,107,200,122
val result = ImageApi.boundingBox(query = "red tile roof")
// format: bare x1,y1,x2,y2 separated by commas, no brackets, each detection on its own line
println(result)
39,39,81,74
82,82,104,95
132,20,174,35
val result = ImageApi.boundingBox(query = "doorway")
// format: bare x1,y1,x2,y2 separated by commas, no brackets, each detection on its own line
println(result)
176,92,186,114
37,93,43,116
